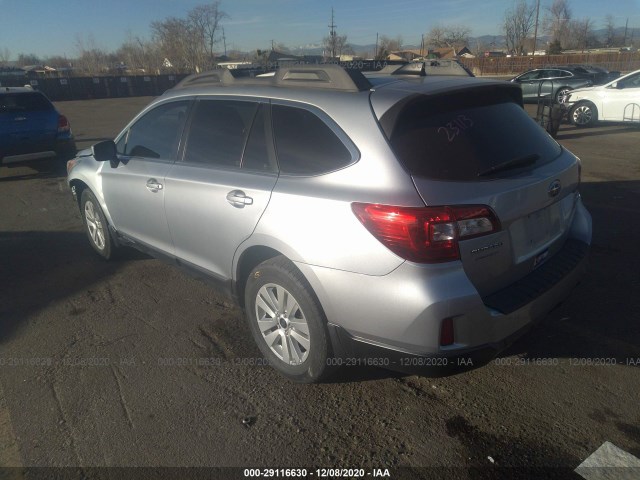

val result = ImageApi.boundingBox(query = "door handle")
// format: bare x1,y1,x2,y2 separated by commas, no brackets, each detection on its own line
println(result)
226,190,253,208
146,178,163,192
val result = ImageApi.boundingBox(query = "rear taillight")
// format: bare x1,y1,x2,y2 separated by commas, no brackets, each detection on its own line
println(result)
58,114,70,133
351,203,500,263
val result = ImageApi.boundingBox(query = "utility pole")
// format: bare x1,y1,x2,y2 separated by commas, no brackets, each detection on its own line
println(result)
532,0,540,56
421,34,424,57
328,7,337,59
375,32,379,59
222,27,227,56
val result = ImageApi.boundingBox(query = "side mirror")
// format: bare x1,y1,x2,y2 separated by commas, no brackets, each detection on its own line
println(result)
92,140,119,168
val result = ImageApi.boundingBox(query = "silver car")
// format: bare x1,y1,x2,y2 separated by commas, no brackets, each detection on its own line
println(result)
67,65,592,382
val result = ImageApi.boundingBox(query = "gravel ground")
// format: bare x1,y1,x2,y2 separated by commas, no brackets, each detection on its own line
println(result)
0,97,639,479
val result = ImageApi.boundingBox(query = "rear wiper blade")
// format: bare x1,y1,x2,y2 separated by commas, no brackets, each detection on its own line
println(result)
477,154,539,177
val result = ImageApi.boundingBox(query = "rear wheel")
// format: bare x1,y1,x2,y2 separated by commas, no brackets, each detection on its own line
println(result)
570,101,598,127
244,256,334,383
81,189,114,259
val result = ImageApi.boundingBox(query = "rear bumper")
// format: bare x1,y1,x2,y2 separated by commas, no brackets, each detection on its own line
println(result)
296,197,591,374
327,239,588,376
327,320,532,376
1,137,76,165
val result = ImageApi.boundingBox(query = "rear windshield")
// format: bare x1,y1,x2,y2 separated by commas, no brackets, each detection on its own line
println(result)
386,88,562,181
0,92,54,113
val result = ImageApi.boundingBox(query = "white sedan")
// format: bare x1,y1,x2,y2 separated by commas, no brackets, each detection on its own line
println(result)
565,69,640,127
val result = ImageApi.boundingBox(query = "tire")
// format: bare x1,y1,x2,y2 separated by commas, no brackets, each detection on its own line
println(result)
81,189,114,259
570,101,598,128
244,256,334,383
556,87,572,104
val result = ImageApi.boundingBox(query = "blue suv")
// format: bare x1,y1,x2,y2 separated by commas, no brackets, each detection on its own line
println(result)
1,87,75,166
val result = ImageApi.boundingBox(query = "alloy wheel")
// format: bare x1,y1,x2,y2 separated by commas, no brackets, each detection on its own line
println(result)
572,105,593,126
255,283,310,365
84,200,106,250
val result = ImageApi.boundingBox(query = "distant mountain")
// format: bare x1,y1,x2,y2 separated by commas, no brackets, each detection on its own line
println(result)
281,25,637,58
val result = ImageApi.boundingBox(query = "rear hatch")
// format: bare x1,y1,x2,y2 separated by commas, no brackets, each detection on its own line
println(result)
372,82,581,297
0,92,58,157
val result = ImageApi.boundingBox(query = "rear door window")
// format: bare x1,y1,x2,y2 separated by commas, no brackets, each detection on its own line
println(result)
272,104,353,175
386,89,562,181
182,99,257,168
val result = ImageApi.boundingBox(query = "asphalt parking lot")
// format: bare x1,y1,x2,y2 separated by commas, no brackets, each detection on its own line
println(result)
1,96,639,479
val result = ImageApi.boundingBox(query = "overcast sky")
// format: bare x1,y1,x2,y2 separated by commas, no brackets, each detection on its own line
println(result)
1,0,639,59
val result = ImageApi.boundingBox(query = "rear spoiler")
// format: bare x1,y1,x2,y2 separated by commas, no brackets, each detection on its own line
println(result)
377,83,523,140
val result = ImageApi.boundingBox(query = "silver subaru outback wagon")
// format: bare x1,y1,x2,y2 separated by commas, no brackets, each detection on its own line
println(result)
67,64,592,382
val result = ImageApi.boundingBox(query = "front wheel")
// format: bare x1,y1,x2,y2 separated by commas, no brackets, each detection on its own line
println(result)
556,87,572,104
81,189,114,259
570,101,598,128
244,256,334,383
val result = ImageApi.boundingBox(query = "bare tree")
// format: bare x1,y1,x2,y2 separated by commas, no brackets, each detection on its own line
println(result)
543,0,572,47
567,18,597,51
74,33,112,73
45,55,72,69
0,47,10,64
189,1,228,67
152,17,201,71
426,26,446,48
16,53,42,66
603,14,620,47
503,1,536,55
426,25,471,52
323,34,352,59
374,35,402,60
117,32,164,73
152,2,228,72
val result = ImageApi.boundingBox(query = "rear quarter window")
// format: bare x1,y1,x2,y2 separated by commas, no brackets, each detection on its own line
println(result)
272,104,353,175
386,88,562,181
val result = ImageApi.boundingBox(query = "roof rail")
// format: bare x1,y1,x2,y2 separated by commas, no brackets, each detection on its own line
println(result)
174,69,235,89
273,64,371,92
392,62,426,76
383,60,473,77
172,64,372,92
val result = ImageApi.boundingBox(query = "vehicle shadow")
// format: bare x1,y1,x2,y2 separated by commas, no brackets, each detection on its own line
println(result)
0,231,145,344
499,179,640,361
0,160,67,182
556,125,640,140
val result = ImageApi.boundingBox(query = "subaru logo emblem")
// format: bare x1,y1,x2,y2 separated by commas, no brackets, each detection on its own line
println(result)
548,180,561,197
